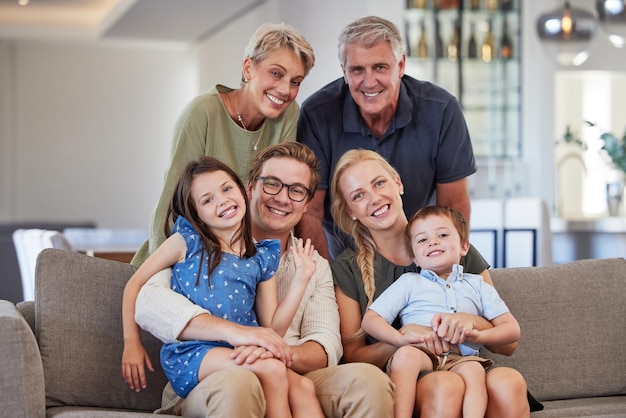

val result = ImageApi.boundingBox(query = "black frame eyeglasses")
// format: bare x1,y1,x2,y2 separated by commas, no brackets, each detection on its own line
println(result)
254,176,311,202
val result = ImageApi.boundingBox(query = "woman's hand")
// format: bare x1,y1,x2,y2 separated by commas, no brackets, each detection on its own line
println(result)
121,341,154,392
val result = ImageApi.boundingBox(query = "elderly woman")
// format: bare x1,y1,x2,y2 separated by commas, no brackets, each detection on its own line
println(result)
133,22,315,266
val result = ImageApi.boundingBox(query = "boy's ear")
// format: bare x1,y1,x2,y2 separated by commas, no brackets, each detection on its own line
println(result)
460,240,470,256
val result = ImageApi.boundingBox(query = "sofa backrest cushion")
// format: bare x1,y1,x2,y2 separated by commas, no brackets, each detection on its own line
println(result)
35,248,168,411
483,258,626,402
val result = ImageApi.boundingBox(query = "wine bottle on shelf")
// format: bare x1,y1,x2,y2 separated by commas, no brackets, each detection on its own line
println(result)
500,17,513,59
481,19,494,62
435,18,444,58
447,19,460,61
411,0,427,8
470,0,480,10
467,22,478,59
417,20,429,58
485,0,498,11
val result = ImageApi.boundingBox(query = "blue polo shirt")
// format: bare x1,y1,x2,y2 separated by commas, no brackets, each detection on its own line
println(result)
368,264,509,356
297,75,476,228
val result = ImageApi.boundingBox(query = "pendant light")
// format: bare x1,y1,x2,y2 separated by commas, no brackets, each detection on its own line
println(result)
596,0,626,47
536,1,597,66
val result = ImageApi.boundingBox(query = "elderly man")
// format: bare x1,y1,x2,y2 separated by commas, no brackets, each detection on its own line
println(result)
132,142,394,418
296,16,476,260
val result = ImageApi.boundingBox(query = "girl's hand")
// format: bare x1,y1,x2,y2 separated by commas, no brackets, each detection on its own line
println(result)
291,238,316,283
121,342,154,392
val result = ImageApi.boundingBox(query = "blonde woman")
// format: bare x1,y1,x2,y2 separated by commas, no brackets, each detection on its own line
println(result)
330,149,531,418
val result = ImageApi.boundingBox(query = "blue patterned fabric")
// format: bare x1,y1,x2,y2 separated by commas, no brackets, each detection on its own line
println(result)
160,216,280,397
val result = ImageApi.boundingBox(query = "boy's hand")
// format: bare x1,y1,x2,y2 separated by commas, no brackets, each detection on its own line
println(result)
291,238,316,283
121,342,154,392
401,323,452,355
431,312,476,344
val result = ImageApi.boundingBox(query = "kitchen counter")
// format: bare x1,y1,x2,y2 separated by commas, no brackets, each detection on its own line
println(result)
551,217,626,264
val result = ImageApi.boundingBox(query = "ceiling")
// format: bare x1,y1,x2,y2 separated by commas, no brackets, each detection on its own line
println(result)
0,0,265,44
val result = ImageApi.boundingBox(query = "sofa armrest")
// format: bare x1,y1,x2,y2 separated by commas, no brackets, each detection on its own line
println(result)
0,300,45,418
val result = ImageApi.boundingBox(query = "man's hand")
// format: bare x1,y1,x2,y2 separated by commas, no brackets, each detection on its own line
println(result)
228,325,293,366
231,345,276,365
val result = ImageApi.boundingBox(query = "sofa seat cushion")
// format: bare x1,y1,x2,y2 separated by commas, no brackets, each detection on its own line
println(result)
35,249,168,412
485,258,626,402
46,405,179,417
46,406,176,418
532,396,626,417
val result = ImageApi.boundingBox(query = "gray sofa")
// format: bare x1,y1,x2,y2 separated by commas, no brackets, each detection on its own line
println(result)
0,249,624,417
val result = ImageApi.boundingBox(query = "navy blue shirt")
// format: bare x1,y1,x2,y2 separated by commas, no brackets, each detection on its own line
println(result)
297,75,476,228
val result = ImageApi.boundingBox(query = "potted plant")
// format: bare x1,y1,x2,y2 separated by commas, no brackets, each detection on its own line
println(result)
599,129,626,175
589,123,626,216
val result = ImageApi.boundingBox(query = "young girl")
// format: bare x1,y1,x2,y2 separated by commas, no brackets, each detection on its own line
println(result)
122,156,323,418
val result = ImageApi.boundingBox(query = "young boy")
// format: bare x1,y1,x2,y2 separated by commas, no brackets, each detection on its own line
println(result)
362,205,521,418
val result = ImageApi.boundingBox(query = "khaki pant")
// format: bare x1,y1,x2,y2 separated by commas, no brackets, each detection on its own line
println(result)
157,362,394,418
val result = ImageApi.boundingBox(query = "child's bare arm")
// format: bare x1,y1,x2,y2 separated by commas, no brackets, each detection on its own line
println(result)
465,312,520,346
256,238,316,337
362,309,407,346
121,233,186,391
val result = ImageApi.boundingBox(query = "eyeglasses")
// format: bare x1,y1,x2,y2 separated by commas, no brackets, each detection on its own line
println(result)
254,176,310,202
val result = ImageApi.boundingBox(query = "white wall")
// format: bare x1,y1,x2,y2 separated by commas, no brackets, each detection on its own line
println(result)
0,40,197,228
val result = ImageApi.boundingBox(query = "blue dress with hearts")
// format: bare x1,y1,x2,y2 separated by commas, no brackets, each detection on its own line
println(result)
160,216,280,397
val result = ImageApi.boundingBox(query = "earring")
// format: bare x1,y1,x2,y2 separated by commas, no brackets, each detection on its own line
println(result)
400,190,404,195
352,216,357,221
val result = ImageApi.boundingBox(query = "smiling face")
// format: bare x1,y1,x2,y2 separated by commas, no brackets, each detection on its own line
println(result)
338,159,405,234
408,214,470,278
190,170,247,240
244,46,306,120
248,156,311,245
341,41,405,128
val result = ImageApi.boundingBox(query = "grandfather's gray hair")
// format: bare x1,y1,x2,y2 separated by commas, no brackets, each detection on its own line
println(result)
337,16,405,66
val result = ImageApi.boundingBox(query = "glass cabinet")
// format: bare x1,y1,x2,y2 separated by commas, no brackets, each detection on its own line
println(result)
404,0,521,158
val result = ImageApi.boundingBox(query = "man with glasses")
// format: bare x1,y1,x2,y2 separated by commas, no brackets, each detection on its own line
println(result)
132,142,394,418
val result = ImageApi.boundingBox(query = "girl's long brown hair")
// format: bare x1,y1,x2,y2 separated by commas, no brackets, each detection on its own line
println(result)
165,156,255,284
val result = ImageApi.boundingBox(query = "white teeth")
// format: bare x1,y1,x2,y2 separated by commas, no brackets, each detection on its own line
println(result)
267,94,284,105
364,91,379,97
372,205,389,217
220,207,236,217
268,207,287,216
428,250,443,257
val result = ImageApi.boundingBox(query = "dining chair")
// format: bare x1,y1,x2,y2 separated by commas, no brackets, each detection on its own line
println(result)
12,229,73,301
